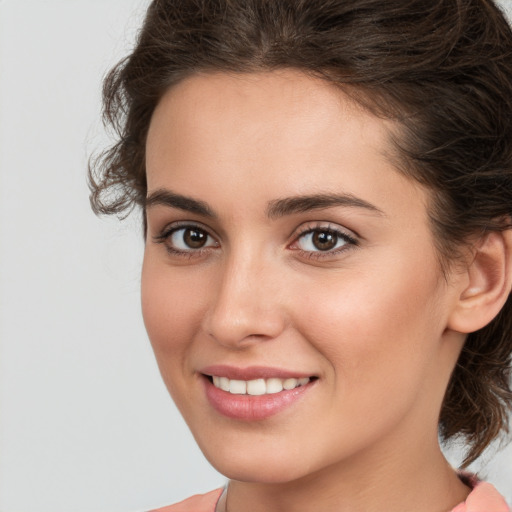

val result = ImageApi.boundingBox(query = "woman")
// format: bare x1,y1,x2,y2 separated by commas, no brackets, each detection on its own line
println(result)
89,0,512,510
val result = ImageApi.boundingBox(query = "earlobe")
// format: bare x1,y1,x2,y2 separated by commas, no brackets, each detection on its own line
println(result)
448,229,512,334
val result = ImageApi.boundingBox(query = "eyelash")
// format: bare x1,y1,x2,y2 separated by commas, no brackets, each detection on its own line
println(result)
152,222,359,260
289,223,359,260
153,222,219,259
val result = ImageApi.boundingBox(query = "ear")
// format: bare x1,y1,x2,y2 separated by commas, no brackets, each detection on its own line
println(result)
448,229,512,334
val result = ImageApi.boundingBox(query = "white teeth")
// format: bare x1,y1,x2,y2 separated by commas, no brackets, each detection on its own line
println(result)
219,376,230,392
247,379,266,396
266,378,284,394
283,378,298,390
211,375,311,395
229,379,247,394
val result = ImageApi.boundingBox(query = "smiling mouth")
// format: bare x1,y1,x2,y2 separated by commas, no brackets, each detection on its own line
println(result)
202,371,317,420
207,375,315,396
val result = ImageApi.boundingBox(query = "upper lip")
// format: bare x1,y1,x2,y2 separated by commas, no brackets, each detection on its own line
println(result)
200,365,315,381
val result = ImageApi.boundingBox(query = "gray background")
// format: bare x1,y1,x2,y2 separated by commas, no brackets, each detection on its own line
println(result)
0,1,511,511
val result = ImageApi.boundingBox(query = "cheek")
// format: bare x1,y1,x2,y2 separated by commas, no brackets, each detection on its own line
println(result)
295,256,447,409
140,255,207,373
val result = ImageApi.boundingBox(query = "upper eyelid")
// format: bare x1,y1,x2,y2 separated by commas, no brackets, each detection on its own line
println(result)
290,221,359,241
153,220,218,240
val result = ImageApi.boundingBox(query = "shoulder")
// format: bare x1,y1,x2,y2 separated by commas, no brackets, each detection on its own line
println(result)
450,481,510,512
149,488,224,512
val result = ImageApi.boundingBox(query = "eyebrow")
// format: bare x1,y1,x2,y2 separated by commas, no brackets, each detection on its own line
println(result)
145,189,383,219
145,189,216,217
266,193,384,219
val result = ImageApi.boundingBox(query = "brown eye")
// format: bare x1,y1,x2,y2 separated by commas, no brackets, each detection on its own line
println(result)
183,228,208,248
312,230,338,251
167,226,218,251
293,227,356,255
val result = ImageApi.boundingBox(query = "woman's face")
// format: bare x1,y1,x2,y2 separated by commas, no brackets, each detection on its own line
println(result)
142,71,464,482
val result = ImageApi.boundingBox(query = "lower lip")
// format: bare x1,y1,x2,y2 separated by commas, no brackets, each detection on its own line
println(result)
203,377,314,421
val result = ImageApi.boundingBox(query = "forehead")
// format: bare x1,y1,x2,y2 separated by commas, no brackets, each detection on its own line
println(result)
145,70,427,222
148,70,392,146
148,71,395,175
152,70,364,123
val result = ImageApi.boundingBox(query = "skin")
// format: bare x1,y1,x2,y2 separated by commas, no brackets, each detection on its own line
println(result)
142,70,472,512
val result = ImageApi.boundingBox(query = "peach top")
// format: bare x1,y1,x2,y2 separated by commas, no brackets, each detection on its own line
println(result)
151,481,510,512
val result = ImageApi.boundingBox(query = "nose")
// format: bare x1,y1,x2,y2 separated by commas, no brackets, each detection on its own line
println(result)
202,250,287,348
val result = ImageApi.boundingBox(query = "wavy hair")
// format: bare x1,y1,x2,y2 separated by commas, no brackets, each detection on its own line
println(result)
89,0,512,466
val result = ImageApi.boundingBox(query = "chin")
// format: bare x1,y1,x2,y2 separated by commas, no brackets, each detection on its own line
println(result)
200,441,313,484
214,460,306,484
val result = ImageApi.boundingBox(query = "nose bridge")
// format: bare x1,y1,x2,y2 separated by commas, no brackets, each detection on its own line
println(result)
204,243,285,347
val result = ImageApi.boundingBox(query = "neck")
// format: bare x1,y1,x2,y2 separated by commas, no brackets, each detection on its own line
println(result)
220,438,470,512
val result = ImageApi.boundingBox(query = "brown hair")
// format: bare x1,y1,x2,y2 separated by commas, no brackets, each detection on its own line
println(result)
89,0,512,466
